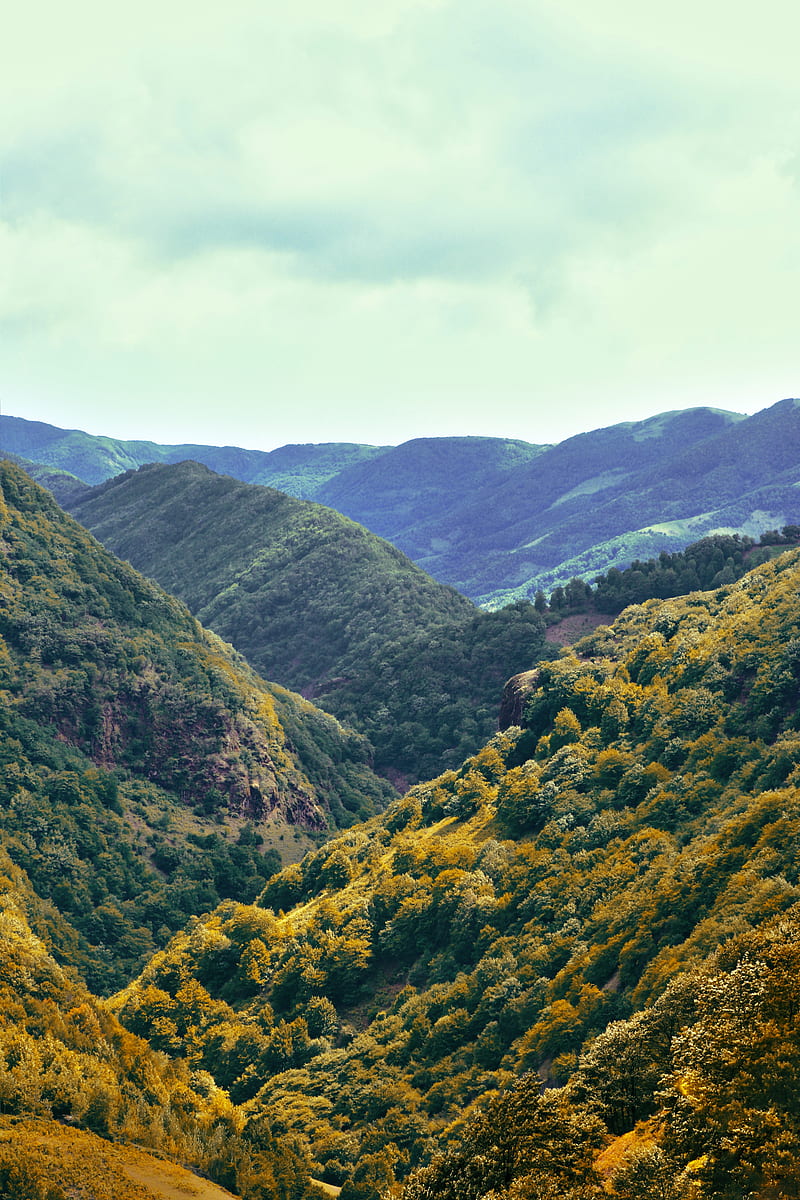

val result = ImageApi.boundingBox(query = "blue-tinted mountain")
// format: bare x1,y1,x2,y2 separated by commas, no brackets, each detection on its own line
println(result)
365,401,800,604
0,413,384,491
6,399,800,604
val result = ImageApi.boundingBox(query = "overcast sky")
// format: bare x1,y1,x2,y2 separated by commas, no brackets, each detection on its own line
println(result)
1,0,798,449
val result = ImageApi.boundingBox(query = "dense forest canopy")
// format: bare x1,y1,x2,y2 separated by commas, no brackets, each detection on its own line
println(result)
110,547,800,1199
3,455,800,1198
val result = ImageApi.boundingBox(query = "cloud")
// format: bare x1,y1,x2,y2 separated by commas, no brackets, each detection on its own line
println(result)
0,0,798,446
0,1,738,277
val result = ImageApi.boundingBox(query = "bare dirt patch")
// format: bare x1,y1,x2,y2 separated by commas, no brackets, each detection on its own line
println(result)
545,611,608,647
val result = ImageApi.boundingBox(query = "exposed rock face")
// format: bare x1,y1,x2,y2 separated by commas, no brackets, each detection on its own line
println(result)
0,460,388,833
499,669,540,730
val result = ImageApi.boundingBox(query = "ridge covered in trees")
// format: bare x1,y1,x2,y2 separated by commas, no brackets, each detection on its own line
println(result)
108,546,800,1198
535,526,800,619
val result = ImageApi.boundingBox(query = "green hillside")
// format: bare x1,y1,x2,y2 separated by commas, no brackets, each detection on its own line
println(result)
0,460,392,991
68,461,548,783
111,546,800,1198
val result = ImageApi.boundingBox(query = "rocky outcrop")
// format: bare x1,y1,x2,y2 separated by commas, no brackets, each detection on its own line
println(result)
499,669,540,730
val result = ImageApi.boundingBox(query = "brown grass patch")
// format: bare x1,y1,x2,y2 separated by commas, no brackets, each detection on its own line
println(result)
0,1117,238,1200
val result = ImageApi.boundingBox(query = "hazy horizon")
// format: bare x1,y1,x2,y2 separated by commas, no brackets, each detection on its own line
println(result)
4,397,791,457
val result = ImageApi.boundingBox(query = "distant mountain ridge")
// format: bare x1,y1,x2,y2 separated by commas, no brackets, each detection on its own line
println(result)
406,402,800,603
0,413,387,491
4,399,800,604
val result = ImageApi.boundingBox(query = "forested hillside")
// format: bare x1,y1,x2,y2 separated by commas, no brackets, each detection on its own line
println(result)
68,461,548,783
527,527,800,623
108,546,800,1199
0,854,315,1199
4,446,800,1198
0,461,392,991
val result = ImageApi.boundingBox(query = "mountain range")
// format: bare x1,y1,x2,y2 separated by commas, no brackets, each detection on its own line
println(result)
4,397,800,603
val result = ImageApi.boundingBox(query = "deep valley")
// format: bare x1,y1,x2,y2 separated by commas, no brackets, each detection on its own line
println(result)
1,405,800,1200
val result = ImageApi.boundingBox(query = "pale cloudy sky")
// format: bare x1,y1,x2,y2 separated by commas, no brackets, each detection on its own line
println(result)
1,0,798,449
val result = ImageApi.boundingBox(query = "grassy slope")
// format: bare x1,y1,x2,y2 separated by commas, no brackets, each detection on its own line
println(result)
0,1118,240,1200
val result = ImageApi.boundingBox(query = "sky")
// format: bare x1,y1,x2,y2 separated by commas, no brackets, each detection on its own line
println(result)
1,0,798,451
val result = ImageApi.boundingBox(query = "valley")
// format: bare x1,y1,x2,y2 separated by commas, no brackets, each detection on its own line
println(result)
65,459,549,785
1,415,800,1199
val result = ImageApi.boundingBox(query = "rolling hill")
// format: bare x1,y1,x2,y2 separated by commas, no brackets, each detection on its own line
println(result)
0,412,384,491
5,398,800,606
